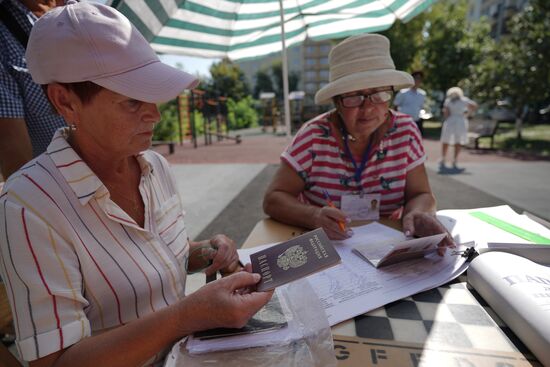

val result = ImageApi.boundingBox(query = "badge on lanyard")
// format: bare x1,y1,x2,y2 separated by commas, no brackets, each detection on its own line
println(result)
341,193,381,220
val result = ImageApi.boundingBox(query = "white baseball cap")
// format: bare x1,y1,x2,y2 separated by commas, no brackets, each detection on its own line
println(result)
26,1,199,103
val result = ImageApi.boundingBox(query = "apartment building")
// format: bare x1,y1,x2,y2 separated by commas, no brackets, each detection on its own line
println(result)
468,0,529,39
237,38,335,119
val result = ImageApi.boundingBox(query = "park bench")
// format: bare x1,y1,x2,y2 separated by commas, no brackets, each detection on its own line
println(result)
467,118,500,150
152,141,176,154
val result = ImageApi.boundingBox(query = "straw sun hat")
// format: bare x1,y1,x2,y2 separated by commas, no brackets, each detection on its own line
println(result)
315,34,414,105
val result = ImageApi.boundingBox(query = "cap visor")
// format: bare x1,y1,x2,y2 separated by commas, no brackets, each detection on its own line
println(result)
92,61,199,103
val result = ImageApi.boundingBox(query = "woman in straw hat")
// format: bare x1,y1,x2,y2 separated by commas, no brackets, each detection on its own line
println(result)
264,34,453,248
440,87,478,169
0,3,272,366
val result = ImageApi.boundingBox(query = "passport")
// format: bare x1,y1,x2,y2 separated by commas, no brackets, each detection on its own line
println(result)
250,228,341,292
353,233,447,268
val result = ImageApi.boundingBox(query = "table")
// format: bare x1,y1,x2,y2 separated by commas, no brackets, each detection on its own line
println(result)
241,218,541,367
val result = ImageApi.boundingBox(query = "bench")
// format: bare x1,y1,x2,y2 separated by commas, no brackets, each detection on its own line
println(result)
152,141,176,154
467,118,500,149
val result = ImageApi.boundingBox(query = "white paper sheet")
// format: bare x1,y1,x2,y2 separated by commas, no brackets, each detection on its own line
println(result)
239,222,469,326
437,205,550,248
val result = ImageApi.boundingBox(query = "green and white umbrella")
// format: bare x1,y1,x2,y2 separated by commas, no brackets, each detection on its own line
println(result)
111,0,434,135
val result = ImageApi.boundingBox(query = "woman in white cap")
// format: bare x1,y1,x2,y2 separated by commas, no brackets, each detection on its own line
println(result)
440,87,478,169
0,2,272,366
264,34,452,246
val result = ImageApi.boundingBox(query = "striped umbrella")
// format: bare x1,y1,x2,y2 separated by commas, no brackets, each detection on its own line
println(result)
111,0,434,135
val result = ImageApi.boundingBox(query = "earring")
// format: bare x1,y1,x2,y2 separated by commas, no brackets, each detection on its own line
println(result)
68,123,77,131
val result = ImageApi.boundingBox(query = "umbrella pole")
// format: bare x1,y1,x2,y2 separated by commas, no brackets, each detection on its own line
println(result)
278,0,292,139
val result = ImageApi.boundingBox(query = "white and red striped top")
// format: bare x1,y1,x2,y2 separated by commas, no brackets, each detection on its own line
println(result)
282,110,426,215
0,128,188,364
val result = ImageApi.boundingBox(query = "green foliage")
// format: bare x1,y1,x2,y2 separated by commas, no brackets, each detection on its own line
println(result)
204,58,250,101
153,100,179,141
380,15,427,72
499,1,548,112
227,96,259,129
191,110,205,135
253,68,275,98
270,60,300,100
419,0,486,94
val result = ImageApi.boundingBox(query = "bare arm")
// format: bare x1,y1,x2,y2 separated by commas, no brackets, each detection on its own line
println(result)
401,164,454,250
263,163,349,239
467,100,478,115
0,118,33,178
442,106,449,119
30,272,272,367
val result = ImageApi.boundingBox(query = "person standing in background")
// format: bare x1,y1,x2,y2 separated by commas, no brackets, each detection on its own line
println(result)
393,71,426,136
0,0,66,179
440,86,478,169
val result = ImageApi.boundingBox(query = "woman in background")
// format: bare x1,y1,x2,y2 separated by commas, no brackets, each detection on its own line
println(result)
440,87,478,169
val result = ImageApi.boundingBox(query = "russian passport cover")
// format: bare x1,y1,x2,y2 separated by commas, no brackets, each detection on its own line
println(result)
250,228,341,292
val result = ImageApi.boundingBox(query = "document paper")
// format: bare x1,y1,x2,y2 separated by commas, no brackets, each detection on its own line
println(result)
239,222,469,326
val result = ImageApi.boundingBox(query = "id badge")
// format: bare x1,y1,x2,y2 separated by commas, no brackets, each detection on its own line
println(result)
340,193,381,221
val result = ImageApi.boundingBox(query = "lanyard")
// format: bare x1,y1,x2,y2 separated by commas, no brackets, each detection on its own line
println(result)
342,130,372,186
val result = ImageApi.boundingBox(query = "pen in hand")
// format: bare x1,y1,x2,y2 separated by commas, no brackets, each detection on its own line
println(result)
321,189,347,232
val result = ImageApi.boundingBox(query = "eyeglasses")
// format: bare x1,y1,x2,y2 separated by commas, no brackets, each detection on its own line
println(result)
340,90,393,108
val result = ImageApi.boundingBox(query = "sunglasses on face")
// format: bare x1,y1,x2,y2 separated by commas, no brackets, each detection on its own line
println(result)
340,90,393,108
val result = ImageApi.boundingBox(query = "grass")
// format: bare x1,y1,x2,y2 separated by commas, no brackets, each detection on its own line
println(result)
423,120,550,158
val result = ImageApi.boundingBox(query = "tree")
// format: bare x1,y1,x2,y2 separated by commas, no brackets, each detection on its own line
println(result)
466,0,550,138
380,15,427,72
205,58,250,101
419,0,485,95
270,60,300,100
253,68,275,99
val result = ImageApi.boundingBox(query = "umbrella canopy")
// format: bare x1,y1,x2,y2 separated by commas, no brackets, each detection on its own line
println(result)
112,0,433,60
111,0,434,135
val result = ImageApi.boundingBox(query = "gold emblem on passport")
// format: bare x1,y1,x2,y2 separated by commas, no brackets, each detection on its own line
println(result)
276,245,308,270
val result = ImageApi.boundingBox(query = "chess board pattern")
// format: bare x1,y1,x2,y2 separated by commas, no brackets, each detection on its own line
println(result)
347,279,536,360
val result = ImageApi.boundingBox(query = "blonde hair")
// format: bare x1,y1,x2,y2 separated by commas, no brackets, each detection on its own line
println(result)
446,87,464,99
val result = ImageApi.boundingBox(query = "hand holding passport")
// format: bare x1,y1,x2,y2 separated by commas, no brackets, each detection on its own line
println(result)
250,228,341,292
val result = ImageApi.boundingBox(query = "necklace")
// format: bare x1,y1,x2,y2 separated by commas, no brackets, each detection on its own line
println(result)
336,112,361,143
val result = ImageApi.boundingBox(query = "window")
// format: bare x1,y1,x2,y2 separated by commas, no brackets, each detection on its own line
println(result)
320,45,331,54
306,46,316,54
319,57,329,65
305,58,316,66
305,71,316,80
305,82,317,92
319,70,329,80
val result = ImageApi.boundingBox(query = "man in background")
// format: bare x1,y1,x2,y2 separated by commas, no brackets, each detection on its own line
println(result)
0,0,66,179
394,70,426,136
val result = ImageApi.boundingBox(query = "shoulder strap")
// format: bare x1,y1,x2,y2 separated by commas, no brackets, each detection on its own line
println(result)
0,1,29,48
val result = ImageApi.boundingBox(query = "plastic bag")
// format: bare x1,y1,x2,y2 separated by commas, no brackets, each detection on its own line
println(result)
164,278,336,367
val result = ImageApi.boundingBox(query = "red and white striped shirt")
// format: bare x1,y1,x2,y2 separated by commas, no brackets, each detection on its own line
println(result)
282,110,426,215
0,128,188,364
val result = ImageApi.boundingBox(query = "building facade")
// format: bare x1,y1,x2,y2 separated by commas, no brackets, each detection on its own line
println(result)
468,0,529,39
237,38,335,121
